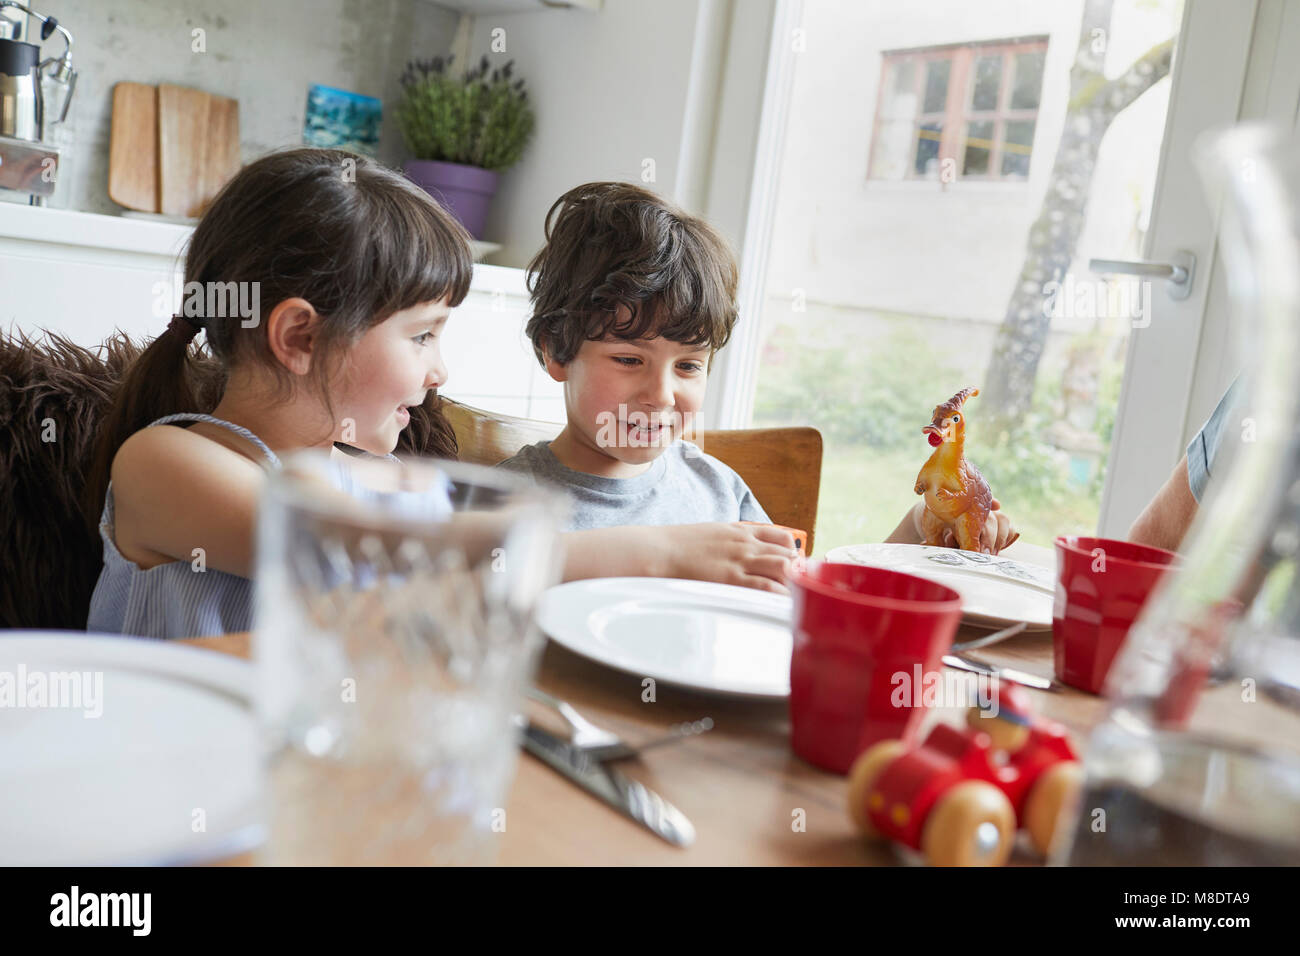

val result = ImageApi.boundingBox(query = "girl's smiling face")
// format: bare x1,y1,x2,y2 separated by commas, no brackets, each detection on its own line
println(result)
334,298,451,455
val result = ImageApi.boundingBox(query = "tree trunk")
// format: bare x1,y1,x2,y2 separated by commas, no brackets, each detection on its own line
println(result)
981,0,1174,438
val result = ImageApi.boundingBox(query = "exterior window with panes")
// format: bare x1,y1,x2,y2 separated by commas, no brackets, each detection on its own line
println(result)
870,37,1048,181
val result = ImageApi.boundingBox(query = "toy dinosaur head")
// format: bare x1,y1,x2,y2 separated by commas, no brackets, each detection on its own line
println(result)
922,386,979,447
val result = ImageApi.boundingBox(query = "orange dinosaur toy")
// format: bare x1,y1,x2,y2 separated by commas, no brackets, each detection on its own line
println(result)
914,387,996,553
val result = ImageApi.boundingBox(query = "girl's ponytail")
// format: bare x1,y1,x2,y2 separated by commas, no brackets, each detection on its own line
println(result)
82,316,221,532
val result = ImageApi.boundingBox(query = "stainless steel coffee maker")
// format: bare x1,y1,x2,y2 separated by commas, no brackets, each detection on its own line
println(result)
0,1,75,204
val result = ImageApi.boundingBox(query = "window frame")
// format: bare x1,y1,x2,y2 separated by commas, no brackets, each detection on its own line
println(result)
709,0,1273,546
867,36,1049,183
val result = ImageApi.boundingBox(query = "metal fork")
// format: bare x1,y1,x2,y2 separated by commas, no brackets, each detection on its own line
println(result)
950,621,1029,653
525,686,713,762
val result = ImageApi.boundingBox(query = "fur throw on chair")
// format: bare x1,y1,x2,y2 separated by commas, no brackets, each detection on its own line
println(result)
0,330,152,629
1,327,460,631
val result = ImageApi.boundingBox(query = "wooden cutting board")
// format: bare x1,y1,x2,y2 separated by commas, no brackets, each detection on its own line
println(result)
107,82,158,212
200,94,240,210
109,82,240,217
157,84,210,217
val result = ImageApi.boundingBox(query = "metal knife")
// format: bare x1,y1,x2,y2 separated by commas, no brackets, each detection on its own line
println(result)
519,719,696,847
942,653,1057,691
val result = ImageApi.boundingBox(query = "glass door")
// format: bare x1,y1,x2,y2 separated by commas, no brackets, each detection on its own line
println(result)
723,0,1260,553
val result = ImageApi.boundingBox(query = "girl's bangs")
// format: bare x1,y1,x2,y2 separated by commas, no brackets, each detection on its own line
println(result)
371,188,474,319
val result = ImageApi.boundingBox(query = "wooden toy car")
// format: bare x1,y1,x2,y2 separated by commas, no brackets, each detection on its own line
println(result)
846,683,1082,866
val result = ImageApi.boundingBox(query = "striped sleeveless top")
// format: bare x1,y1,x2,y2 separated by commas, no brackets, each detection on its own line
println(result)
86,414,282,640
85,414,423,640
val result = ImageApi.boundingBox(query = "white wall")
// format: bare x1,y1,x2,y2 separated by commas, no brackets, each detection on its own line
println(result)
463,0,709,268
0,0,772,427
2,0,460,215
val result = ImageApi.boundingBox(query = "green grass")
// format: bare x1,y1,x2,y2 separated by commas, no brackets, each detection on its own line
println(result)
810,442,1101,557
751,307,1113,556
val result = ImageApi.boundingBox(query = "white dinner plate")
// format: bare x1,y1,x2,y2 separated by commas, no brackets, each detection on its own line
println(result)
536,578,794,699
821,543,1055,631
0,632,262,866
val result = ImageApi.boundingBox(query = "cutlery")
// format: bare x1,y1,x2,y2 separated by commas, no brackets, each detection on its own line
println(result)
518,718,696,847
950,621,1028,653
526,686,713,761
942,652,1057,691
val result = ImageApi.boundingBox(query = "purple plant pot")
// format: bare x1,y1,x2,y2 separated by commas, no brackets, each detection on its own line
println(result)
403,159,499,240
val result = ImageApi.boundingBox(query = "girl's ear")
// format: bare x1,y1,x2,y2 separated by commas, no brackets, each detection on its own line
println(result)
266,298,321,376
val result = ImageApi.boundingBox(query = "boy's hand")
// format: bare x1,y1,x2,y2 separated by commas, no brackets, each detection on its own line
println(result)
661,522,797,594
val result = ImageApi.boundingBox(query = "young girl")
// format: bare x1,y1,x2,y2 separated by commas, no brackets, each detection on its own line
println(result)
84,148,799,640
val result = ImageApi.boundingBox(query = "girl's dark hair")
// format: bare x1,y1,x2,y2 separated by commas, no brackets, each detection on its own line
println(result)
84,147,473,525
524,182,739,367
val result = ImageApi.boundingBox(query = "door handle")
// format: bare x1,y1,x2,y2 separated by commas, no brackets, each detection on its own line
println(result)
1088,249,1196,300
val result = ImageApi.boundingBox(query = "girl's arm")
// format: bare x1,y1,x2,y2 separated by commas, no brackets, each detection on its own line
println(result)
111,431,801,591
109,426,265,578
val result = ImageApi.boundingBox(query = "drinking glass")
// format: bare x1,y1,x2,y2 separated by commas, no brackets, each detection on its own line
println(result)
253,451,566,865
1055,124,1300,865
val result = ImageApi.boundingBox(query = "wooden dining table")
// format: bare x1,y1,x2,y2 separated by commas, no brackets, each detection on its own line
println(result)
181,541,1109,866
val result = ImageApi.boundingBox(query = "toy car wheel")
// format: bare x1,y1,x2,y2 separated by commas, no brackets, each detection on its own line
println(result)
1023,761,1084,857
920,780,1016,866
846,740,905,837
965,707,1031,753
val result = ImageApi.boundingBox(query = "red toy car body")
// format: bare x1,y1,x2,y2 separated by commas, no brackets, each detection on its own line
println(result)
848,689,1081,866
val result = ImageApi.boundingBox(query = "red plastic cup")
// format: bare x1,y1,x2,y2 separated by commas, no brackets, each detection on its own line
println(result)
1053,535,1180,695
788,561,963,775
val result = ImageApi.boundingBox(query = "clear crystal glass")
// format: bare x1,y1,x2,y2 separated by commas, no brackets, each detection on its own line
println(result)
253,452,566,865
1056,124,1300,865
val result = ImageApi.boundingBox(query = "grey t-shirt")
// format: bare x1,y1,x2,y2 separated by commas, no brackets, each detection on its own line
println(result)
496,439,770,531
1186,374,1244,502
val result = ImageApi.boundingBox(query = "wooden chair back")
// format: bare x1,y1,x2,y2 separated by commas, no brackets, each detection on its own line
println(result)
442,399,823,553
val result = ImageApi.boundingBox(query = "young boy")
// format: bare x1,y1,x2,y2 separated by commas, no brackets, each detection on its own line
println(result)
499,181,1018,566
498,181,768,530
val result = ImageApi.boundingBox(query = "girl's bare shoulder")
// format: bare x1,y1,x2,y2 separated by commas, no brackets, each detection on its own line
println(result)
113,422,267,487
109,424,267,571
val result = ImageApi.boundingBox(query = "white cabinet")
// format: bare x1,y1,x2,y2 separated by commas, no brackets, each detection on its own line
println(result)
0,205,562,422
0,206,190,346
437,263,564,421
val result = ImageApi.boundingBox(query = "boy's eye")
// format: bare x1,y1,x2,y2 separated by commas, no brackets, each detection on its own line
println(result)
613,356,641,366
678,362,705,373
413,331,435,346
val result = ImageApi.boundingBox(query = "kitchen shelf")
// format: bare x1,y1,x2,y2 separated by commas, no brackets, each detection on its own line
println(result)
427,0,602,14
0,204,503,262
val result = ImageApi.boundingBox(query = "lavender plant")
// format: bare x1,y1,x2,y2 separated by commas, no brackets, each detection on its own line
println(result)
397,55,535,172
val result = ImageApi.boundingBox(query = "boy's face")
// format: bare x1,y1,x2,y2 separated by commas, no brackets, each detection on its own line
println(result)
546,329,712,478
335,297,451,455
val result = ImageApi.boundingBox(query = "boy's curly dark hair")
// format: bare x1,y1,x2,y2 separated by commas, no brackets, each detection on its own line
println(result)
524,182,739,367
